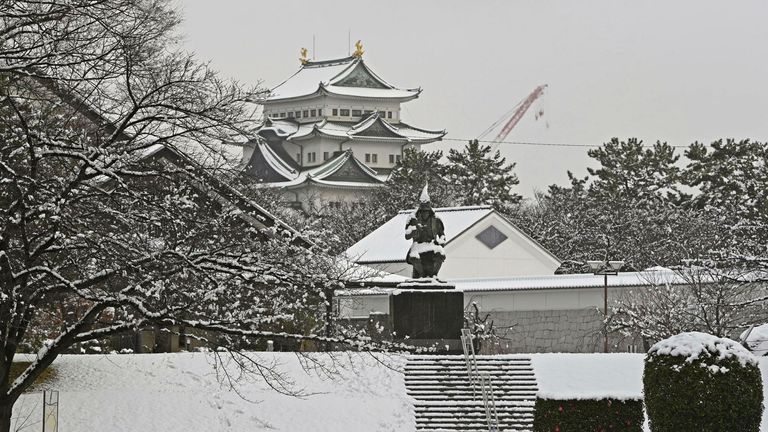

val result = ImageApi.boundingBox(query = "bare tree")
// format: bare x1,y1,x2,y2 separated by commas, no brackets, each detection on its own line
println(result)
0,1,398,430
608,268,768,348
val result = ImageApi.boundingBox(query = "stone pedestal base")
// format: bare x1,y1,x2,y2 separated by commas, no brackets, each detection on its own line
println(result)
390,282,463,354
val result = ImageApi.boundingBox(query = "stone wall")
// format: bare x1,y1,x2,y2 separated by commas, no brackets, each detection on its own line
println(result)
344,308,645,354
478,309,643,354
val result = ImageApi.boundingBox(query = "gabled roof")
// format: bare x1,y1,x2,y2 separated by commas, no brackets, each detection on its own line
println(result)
243,144,384,190
267,56,421,102
345,206,496,263
243,140,298,182
262,114,445,144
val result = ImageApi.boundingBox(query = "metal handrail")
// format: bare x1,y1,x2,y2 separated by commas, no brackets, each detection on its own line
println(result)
460,328,500,431
461,328,478,397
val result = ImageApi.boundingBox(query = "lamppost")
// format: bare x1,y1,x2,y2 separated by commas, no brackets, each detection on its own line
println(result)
587,260,625,353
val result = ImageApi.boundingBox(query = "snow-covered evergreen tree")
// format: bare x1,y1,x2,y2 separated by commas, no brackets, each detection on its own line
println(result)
683,139,768,260
376,147,457,216
510,138,724,272
586,138,680,202
446,139,521,210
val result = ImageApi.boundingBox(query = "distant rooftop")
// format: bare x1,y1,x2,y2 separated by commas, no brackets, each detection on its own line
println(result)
345,206,495,263
267,56,421,102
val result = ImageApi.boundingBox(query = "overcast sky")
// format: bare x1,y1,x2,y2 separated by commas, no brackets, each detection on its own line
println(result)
180,1,768,196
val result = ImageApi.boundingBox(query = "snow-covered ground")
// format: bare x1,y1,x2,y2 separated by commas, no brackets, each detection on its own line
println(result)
532,353,644,401
9,352,768,431
11,352,413,432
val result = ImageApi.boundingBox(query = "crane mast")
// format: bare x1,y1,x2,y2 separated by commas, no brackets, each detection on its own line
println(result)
492,84,548,143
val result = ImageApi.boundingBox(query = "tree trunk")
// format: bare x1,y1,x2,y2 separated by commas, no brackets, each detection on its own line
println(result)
0,399,14,432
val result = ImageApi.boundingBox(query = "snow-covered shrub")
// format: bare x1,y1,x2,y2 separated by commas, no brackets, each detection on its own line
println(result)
643,332,763,432
533,397,643,432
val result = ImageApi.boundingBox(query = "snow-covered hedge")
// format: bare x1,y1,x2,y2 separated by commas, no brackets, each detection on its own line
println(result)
533,397,643,432
644,332,763,432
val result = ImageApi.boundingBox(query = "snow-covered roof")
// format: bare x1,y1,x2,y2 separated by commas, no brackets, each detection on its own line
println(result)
244,143,384,190
345,206,494,263
454,268,687,292
166,139,246,172
337,269,689,296
262,114,445,144
267,56,421,102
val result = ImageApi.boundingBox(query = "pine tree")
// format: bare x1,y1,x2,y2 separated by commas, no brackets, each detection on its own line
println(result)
376,147,456,216
446,139,521,210
586,138,680,202
683,139,768,259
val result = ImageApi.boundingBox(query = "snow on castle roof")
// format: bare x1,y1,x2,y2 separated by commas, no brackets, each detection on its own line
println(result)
345,206,494,263
267,56,420,102
245,144,384,190
279,114,444,143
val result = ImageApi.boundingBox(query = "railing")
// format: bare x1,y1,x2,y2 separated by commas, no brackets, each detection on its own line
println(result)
461,328,500,431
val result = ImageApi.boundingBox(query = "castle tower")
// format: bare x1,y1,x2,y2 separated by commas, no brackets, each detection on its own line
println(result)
245,44,446,211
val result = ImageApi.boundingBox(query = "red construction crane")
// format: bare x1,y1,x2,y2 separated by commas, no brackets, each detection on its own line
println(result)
478,84,548,145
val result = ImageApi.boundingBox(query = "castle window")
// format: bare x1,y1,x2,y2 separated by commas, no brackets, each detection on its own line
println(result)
351,109,362,117
302,110,309,117
318,109,323,116
389,154,395,163
372,154,378,163
332,109,338,116
296,153,302,163
387,111,392,119
323,152,329,161
310,109,317,117
365,153,371,163
280,112,286,118
294,111,301,118
396,155,402,163
340,109,350,116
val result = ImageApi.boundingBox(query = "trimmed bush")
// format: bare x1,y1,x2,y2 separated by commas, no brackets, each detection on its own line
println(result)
533,397,644,431
644,332,763,432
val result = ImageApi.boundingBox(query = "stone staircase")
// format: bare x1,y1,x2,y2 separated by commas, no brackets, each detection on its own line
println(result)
405,355,538,432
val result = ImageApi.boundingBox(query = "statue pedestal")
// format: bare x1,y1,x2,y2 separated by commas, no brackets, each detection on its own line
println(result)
390,279,463,354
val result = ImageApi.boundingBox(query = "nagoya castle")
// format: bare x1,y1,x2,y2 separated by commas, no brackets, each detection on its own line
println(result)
245,42,445,211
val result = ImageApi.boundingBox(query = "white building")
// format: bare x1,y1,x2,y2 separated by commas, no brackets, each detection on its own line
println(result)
246,46,445,211
339,269,686,354
345,205,561,278
338,205,689,353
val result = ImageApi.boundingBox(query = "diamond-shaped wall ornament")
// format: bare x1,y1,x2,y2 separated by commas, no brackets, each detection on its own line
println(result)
475,225,508,249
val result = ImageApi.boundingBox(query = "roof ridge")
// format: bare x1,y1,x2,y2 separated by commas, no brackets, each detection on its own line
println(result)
397,205,493,214
397,121,447,136
256,140,298,179
349,113,407,138
303,55,358,68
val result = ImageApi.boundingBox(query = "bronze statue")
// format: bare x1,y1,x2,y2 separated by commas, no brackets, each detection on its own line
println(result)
405,184,446,278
